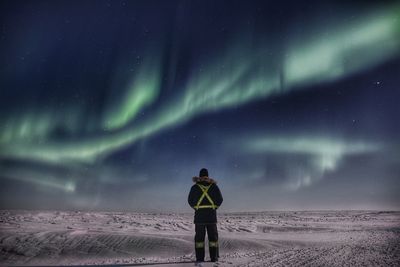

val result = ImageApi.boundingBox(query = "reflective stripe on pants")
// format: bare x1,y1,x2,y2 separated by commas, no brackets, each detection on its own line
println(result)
209,241,218,247
195,223,219,261
195,242,204,248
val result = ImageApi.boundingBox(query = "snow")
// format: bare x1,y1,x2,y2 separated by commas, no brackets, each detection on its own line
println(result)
0,210,399,266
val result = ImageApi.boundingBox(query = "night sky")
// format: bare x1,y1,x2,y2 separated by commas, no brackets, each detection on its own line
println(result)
1,0,399,212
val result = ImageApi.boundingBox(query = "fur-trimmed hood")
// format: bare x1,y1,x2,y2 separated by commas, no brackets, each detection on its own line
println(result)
192,176,217,184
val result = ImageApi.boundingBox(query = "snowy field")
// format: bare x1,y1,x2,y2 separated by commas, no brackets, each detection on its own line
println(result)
0,210,399,266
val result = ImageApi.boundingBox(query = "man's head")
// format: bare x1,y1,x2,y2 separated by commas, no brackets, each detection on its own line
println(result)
199,168,209,177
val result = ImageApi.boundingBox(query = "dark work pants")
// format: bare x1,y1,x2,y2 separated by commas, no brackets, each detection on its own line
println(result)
195,223,219,261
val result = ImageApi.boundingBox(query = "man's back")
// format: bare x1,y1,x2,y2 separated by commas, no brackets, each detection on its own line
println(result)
188,177,223,223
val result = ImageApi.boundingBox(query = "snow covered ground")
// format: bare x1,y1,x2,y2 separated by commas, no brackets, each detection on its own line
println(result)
0,210,399,266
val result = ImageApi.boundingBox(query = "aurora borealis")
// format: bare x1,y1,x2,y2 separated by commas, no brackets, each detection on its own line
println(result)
1,0,399,211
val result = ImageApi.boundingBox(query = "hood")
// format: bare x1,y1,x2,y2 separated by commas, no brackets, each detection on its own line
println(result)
192,176,217,184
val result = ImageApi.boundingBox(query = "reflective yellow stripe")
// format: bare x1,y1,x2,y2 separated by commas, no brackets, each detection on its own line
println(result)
194,184,217,210
203,187,216,207
197,205,218,209
195,184,208,209
195,242,204,248
209,241,218,247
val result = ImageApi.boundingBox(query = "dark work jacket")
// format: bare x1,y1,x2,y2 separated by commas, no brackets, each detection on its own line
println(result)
188,177,223,224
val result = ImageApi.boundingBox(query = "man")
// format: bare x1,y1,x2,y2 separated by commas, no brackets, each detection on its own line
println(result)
188,168,223,262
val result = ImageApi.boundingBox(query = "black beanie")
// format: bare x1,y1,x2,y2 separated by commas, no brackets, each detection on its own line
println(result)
199,168,209,177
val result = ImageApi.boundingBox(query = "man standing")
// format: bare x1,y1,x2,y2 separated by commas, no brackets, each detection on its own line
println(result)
188,168,223,262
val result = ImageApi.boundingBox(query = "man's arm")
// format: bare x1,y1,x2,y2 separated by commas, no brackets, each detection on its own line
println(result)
188,185,197,208
214,185,223,207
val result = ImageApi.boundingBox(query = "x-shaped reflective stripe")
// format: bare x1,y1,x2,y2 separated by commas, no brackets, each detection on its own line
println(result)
194,184,217,210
